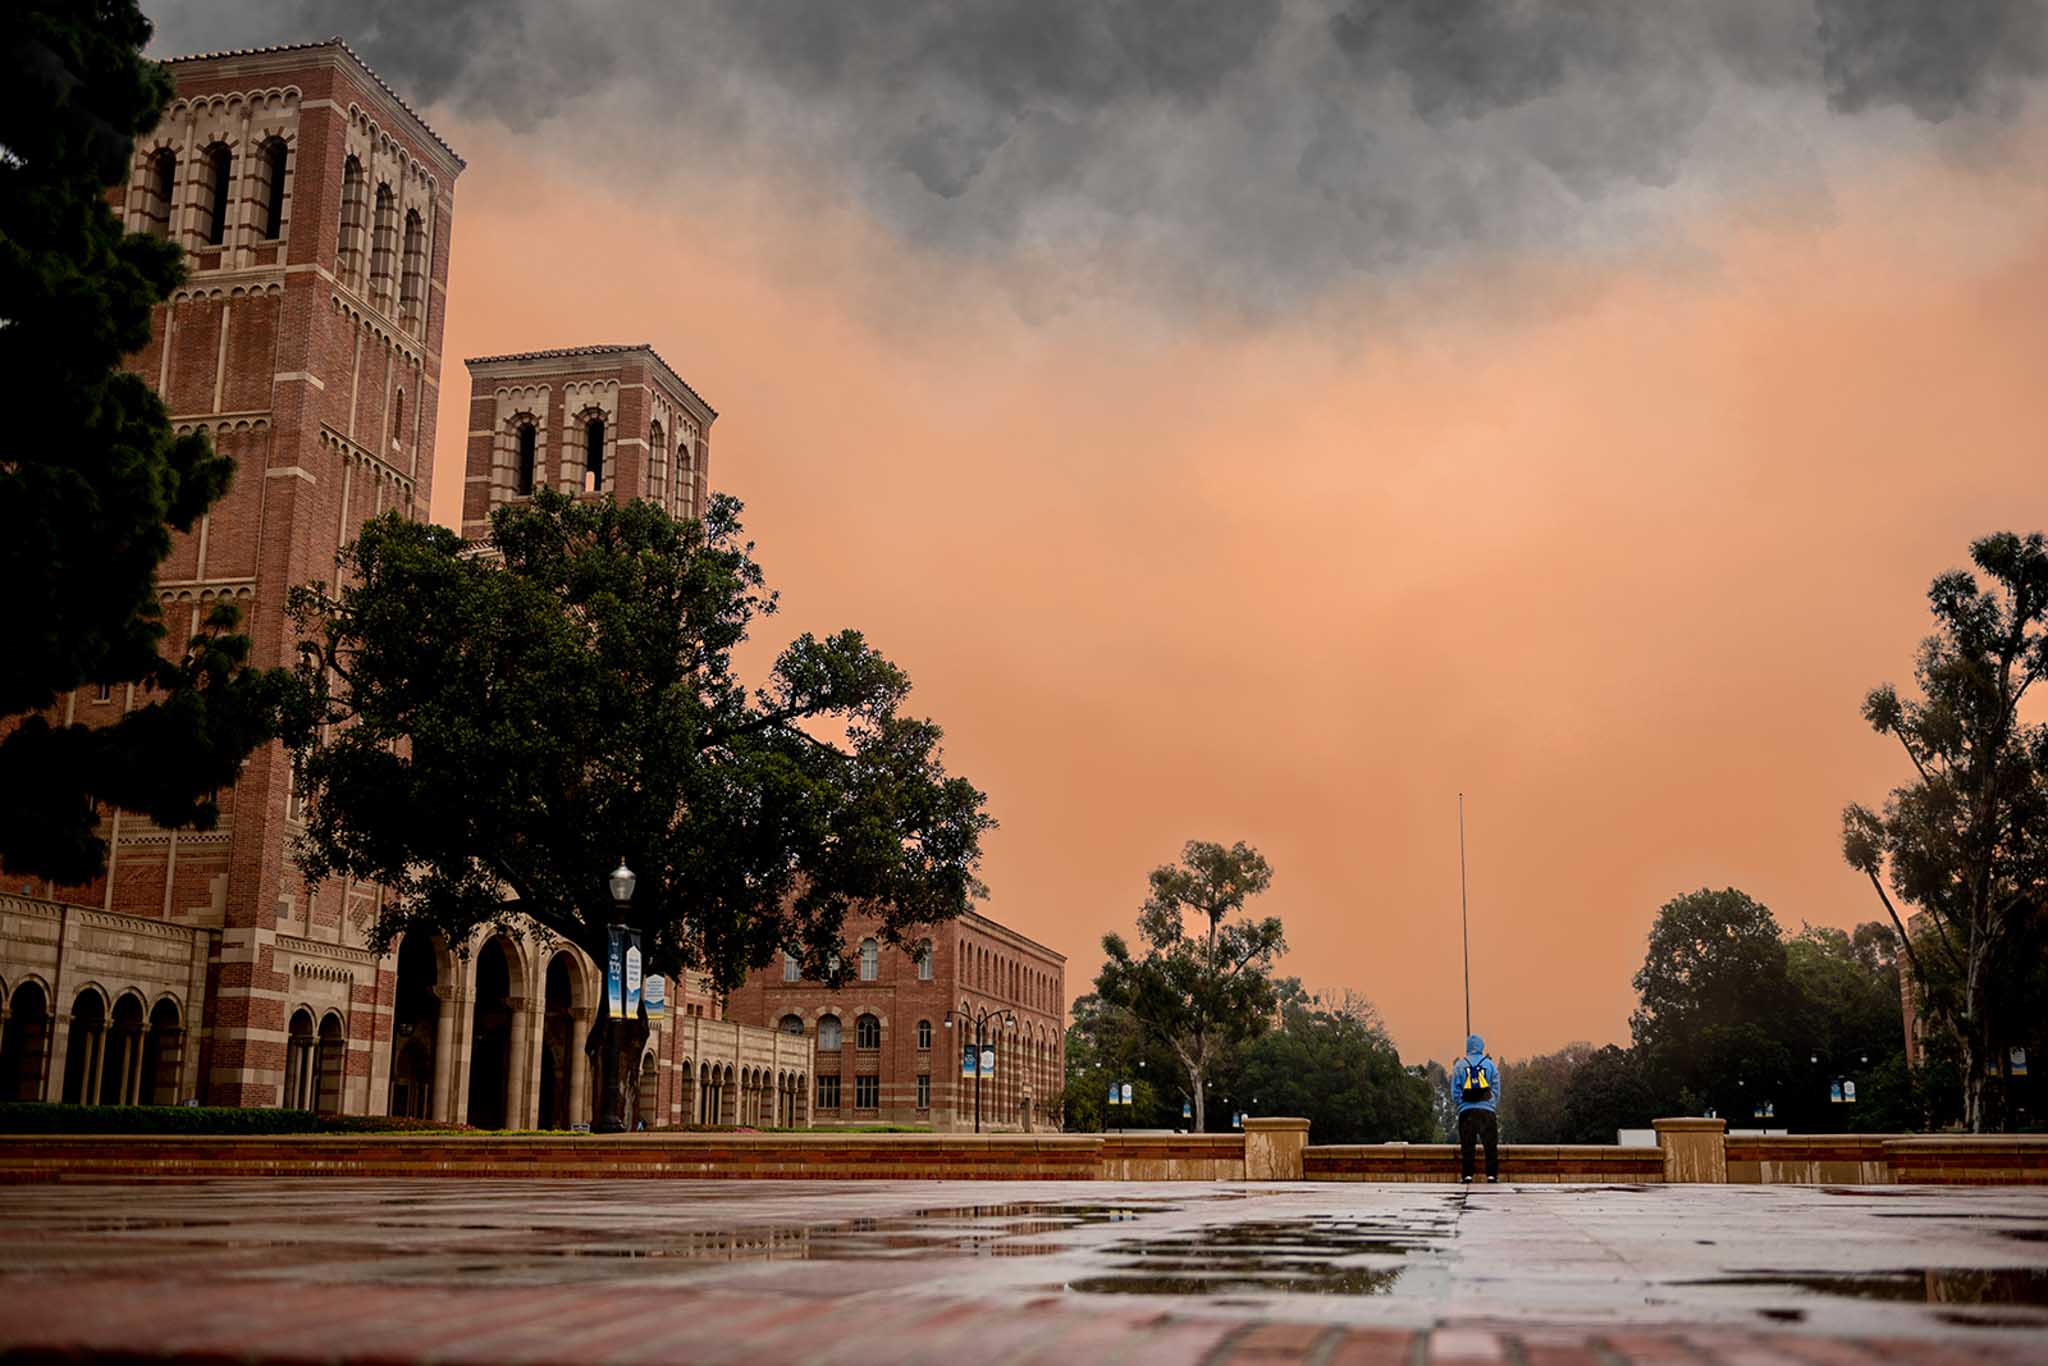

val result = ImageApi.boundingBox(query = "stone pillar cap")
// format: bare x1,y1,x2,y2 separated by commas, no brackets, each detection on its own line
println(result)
1651,1116,1727,1133
1242,1116,1311,1133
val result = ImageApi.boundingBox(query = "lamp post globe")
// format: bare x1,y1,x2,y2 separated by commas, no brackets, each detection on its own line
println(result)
609,859,636,906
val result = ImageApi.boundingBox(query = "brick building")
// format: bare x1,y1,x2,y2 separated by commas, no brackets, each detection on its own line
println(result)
725,912,1066,1132
0,39,1063,1133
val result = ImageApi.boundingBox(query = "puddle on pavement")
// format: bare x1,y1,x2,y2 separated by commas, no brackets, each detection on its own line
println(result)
1067,1215,1450,1297
1688,1268,2048,1309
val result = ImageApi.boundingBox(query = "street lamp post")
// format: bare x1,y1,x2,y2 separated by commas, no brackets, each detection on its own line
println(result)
944,1004,1016,1133
593,859,641,1134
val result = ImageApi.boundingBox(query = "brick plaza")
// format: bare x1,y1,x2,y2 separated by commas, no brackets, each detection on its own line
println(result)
0,1179,2043,1362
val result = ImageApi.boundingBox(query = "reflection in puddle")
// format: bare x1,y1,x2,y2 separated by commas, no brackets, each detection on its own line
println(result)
1069,1215,1449,1297
1689,1269,2048,1307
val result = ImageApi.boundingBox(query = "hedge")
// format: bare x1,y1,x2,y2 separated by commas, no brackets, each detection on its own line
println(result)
0,1103,472,1135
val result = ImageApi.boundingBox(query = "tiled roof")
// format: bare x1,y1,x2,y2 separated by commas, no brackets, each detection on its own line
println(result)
163,38,464,169
466,344,718,419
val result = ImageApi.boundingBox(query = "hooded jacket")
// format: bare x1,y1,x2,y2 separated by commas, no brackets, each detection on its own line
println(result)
1451,1034,1499,1114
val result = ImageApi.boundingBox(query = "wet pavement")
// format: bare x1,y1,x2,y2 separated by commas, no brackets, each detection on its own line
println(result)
0,1179,2044,1361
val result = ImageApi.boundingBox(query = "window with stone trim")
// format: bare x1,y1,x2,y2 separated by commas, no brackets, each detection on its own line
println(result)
677,436,696,519
140,148,176,240
815,1073,840,1109
916,1073,930,1109
392,389,404,443
855,1075,879,1109
370,184,398,308
399,208,426,329
859,938,878,981
648,421,666,506
917,1019,932,1050
583,417,606,492
779,1013,803,1035
514,422,537,496
337,156,367,284
817,1014,841,1051
257,137,288,239
782,951,798,982
855,1014,880,1050
917,942,933,980
200,142,232,247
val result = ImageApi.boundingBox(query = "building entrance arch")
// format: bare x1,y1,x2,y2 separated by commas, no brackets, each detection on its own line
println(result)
388,935,439,1119
465,937,517,1129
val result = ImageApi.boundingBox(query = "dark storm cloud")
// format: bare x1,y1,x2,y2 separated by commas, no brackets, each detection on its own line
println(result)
149,0,2048,307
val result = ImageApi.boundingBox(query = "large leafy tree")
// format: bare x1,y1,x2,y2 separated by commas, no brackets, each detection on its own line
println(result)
282,490,993,1130
1843,532,2048,1132
0,0,279,883
1630,888,1798,1118
1220,982,1433,1144
1095,839,1284,1133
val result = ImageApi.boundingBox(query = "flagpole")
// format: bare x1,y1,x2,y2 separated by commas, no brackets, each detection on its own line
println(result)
1459,792,1471,1038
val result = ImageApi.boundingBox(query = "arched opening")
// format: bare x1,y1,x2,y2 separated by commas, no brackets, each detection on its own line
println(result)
392,388,404,443
369,183,398,307
388,934,439,1119
60,990,107,1105
514,422,537,497
634,1051,658,1131
258,137,288,238
337,155,366,285
1,982,52,1101
778,1013,803,1036
141,997,184,1106
648,421,665,505
817,1013,841,1052
677,439,696,520
142,148,177,240
859,938,878,981
856,1013,880,1050
678,1059,694,1124
283,1008,317,1110
583,417,606,493
917,1018,932,1050
201,142,231,246
399,207,426,327
722,1064,736,1124
466,937,516,1129
316,1012,346,1114
539,952,575,1129
100,993,146,1106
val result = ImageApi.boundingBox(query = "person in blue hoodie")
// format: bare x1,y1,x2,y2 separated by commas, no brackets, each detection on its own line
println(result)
1451,1033,1500,1183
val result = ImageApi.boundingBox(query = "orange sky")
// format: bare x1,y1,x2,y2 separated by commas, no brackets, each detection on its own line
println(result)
426,121,2047,1066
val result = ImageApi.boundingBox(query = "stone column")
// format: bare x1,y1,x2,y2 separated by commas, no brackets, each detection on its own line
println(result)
1244,1117,1311,1181
1653,1117,1728,1183
429,985,456,1124
567,1005,593,1129
504,995,530,1130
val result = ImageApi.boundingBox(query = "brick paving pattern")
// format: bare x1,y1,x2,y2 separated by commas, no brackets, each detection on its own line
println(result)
0,1181,2043,1363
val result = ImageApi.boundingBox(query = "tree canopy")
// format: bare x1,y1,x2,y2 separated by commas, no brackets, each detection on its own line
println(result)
1094,839,1284,1132
1843,531,2048,1131
0,0,279,883
282,490,994,1123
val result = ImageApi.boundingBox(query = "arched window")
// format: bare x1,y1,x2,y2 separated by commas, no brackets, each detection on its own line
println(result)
514,423,537,496
337,156,366,285
782,951,799,982
201,142,232,246
859,938,878,981
584,417,605,492
856,1014,881,1049
399,208,426,329
677,438,697,519
369,184,398,307
779,1013,804,1035
141,148,176,240
257,138,288,239
917,943,933,981
817,1014,841,1051
916,1019,932,1050
648,421,665,506
392,389,404,443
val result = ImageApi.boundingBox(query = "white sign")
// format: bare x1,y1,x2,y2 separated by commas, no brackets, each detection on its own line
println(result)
1842,1079,1857,1103
1121,1083,1133,1104
624,945,643,1014
980,1048,996,1077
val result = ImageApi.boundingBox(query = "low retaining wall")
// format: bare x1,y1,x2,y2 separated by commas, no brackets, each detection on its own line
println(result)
1885,1136,2048,1185
1726,1134,1890,1185
0,1133,1110,1183
1098,1133,1245,1181
1305,1143,1665,1183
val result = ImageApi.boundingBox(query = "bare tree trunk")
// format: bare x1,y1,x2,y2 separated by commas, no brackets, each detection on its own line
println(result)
1189,1059,1205,1134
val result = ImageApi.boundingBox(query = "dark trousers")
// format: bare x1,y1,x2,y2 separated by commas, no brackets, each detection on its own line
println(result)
1458,1108,1499,1180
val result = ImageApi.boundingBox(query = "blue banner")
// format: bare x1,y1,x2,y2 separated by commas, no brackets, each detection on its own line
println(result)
606,926,625,1017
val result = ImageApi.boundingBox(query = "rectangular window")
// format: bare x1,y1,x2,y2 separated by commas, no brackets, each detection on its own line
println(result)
855,1075,879,1110
916,1074,930,1110
783,952,798,982
816,1074,840,1109
94,684,112,702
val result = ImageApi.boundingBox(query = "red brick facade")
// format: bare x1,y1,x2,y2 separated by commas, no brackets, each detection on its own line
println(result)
725,911,1066,1132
